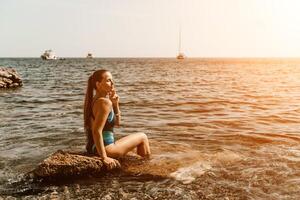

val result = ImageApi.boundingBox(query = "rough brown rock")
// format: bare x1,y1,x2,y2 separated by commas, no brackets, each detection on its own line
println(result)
0,67,22,88
32,150,105,180
30,150,159,181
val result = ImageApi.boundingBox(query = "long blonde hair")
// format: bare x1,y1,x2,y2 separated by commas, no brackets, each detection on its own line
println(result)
84,69,108,152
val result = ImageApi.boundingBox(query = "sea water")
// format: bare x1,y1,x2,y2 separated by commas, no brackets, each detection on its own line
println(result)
0,58,300,199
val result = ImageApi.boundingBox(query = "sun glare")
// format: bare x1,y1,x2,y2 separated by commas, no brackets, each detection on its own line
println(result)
268,1,300,55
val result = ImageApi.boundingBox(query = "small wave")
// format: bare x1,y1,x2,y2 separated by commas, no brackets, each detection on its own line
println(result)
170,161,211,184
172,108,223,114
208,119,246,129
166,122,199,127
232,133,275,145
169,150,243,184
257,115,299,124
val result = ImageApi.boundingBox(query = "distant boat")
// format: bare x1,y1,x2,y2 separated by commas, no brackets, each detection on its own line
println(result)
86,53,93,59
41,50,57,60
176,53,185,60
176,26,186,60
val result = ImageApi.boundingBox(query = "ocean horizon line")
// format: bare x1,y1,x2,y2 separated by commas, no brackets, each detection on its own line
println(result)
1,56,300,59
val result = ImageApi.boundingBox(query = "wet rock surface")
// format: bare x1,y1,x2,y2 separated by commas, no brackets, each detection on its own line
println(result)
30,150,152,181
0,67,22,88
31,150,105,180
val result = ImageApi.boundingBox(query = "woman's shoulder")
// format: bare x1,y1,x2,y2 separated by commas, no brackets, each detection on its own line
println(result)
94,97,112,109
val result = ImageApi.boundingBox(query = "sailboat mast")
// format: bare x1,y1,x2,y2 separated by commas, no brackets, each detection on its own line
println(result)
178,26,182,54
176,23,185,59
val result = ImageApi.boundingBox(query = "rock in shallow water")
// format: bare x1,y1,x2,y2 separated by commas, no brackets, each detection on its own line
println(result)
32,150,104,180
30,150,151,181
0,67,22,88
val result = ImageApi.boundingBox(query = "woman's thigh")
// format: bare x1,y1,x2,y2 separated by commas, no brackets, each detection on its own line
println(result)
105,133,146,157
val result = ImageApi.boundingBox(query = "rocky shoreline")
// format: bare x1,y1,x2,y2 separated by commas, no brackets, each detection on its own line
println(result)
0,67,22,88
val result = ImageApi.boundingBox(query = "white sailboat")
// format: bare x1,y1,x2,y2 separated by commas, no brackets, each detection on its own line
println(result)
176,26,186,59
41,50,57,60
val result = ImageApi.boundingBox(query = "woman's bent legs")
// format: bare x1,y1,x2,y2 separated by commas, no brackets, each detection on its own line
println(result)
136,133,151,157
105,132,151,158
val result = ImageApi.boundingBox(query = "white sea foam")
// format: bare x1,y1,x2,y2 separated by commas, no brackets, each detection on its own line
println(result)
170,161,211,184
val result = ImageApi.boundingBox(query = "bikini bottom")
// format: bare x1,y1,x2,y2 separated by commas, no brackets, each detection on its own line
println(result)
92,130,115,154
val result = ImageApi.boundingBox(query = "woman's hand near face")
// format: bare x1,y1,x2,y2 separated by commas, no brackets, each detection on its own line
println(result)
109,86,121,126
109,88,119,106
103,156,121,170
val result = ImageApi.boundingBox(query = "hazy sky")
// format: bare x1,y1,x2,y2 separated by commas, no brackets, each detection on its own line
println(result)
1,0,300,57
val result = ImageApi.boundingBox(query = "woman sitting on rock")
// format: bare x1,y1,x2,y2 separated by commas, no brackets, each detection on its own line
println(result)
84,69,151,169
